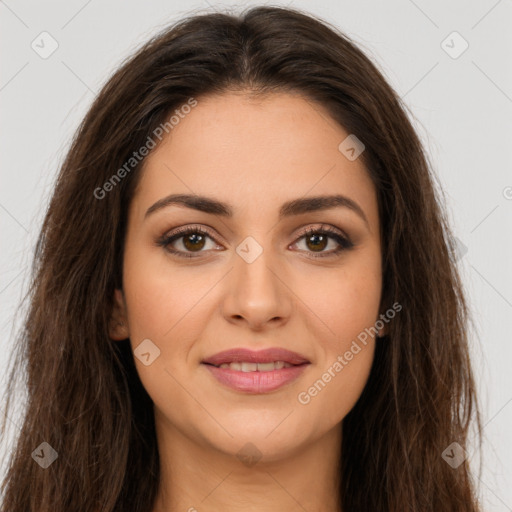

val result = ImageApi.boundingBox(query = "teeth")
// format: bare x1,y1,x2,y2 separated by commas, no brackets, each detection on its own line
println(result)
257,362,278,371
217,361,293,371
241,362,258,372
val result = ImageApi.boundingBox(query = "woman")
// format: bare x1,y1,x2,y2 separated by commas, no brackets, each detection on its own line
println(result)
0,6,481,511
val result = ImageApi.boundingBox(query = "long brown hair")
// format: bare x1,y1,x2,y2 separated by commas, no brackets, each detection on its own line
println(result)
0,6,482,511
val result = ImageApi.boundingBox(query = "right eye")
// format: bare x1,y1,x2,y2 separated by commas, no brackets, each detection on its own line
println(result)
156,225,223,258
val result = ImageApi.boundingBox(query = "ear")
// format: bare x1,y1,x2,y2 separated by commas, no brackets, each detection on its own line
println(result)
377,320,389,338
108,288,130,340
376,311,390,338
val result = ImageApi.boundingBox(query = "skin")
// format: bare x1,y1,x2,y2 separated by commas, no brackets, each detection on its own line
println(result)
109,91,386,512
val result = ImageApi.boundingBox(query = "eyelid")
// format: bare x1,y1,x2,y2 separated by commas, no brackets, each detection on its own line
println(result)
293,222,349,241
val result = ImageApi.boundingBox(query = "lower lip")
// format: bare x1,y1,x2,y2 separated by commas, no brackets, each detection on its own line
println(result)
202,363,309,393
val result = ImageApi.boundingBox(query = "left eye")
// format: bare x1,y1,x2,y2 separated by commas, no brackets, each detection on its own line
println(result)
157,224,353,259
290,226,354,258
293,230,349,255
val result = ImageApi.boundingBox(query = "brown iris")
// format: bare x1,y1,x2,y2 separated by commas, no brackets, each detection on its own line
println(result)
306,233,328,252
183,232,206,251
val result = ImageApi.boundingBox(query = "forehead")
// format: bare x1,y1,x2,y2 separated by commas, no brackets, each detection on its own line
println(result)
132,92,378,227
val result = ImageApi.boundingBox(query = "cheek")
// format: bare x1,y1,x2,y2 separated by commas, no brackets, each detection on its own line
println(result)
292,260,380,425
121,239,218,344
296,339,375,432
121,256,216,426
120,246,218,411
298,256,382,344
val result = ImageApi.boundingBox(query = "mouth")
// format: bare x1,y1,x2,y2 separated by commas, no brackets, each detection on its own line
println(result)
203,360,305,371
201,347,310,393
201,347,310,367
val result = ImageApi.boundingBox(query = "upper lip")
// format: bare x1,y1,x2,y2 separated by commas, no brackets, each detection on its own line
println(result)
202,348,310,366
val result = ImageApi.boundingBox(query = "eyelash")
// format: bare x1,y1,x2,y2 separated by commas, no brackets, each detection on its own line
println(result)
155,224,354,260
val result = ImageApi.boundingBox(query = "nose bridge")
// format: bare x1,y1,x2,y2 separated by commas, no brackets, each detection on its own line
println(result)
223,234,292,327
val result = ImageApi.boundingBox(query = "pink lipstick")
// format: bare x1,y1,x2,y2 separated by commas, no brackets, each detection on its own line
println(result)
202,347,310,394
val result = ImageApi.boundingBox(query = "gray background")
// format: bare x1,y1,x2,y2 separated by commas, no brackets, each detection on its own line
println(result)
1,0,511,509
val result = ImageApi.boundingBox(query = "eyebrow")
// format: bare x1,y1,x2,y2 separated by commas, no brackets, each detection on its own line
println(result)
144,193,369,227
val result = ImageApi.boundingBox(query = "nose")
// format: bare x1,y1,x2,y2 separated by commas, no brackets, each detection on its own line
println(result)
221,244,293,331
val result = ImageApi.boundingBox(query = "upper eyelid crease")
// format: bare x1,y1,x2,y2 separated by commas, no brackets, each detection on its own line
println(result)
144,193,369,229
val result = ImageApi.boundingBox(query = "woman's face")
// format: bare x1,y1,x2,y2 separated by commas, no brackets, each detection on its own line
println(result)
110,91,383,461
